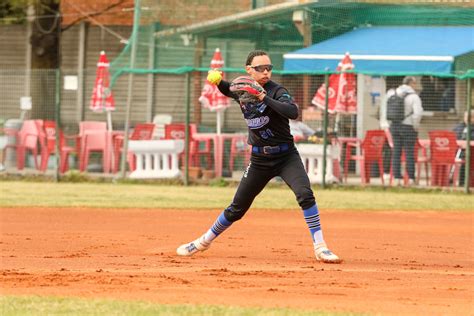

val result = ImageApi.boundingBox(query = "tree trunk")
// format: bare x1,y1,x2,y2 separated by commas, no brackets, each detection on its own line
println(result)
30,0,60,120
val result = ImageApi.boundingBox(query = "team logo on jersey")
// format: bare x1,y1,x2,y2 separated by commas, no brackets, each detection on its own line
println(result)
245,116,270,129
240,101,266,113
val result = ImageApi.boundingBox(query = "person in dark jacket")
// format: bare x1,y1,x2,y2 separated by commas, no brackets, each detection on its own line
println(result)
453,110,474,186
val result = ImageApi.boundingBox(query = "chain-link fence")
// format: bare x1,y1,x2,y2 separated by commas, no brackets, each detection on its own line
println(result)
0,67,472,190
0,1,473,191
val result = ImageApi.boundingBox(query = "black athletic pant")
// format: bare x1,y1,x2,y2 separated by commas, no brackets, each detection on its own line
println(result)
224,147,316,222
390,123,418,180
382,141,392,175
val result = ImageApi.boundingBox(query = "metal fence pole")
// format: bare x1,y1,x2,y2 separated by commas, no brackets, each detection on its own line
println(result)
322,73,329,188
184,72,190,186
54,68,61,182
464,78,472,194
55,13,62,182
119,0,141,179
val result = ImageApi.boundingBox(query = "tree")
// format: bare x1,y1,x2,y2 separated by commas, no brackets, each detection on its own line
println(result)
29,0,60,119
1,0,125,119
30,1,60,70
0,0,29,24
1,0,60,119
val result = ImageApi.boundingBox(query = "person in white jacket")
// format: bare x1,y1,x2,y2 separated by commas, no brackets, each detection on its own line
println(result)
289,119,315,141
384,76,424,186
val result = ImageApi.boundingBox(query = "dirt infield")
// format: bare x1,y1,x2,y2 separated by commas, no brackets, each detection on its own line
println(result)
1,207,472,315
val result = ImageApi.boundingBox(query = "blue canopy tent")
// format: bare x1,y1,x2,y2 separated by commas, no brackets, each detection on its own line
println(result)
283,26,474,172
283,26,474,76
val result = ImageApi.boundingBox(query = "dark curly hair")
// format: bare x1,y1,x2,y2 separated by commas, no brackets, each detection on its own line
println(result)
245,50,268,66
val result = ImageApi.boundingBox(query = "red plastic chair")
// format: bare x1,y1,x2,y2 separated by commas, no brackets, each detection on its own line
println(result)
16,120,44,170
39,121,75,173
113,123,155,172
428,130,459,187
164,123,193,167
164,123,211,168
344,130,386,185
76,121,106,158
228,134,251,172
189,124,212,169
412,139,430,185
78,121,108,172
165,123,187,140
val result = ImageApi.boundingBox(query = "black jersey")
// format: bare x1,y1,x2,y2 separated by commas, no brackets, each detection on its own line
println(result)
218,80,299,147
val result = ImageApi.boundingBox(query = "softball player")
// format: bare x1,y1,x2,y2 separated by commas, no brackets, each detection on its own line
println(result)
177,50,341,263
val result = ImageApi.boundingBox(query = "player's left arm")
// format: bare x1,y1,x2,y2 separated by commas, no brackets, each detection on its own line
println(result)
217,80,240,102
262,88,299,119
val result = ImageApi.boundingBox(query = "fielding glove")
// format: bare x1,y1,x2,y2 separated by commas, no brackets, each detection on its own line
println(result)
230,76,266,103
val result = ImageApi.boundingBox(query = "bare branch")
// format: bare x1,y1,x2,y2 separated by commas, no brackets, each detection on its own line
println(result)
61,0,127,32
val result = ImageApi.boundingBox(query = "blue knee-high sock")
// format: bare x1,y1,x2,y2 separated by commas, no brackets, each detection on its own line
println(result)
303,204,324,244
202,212,232,245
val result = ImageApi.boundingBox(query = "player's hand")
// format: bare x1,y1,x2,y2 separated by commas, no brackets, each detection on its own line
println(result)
254,82,266,101
207,70,222,85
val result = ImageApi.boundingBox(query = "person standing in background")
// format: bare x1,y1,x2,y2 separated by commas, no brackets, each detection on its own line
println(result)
289,119,315,142
453,110,474,186
386,76,424,186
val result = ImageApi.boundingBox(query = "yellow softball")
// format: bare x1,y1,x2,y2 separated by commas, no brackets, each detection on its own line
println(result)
207,70,222,85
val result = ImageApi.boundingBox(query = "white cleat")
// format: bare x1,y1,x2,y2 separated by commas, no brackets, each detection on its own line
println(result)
176,236,210,256
314,243,342,264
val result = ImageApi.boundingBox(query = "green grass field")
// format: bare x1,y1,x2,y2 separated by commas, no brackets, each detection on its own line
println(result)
1,296,364,316
0,180,472,211
1,180,472,315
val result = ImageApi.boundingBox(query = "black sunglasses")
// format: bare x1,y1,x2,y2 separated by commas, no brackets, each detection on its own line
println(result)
250,64,273,72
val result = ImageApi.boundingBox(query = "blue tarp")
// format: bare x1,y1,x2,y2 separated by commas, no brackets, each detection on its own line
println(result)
283,26,474,75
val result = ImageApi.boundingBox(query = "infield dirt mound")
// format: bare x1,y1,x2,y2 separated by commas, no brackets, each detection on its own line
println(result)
1,207,472,315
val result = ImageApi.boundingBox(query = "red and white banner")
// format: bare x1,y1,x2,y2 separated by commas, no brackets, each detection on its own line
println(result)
312,52,357,114
90,51,115,113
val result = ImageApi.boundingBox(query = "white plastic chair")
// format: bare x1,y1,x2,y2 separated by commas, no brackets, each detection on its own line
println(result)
152,114,172,139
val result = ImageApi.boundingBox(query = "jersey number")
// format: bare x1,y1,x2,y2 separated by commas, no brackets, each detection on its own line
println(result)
259,128,274,139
